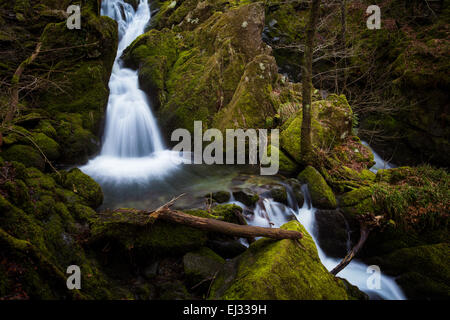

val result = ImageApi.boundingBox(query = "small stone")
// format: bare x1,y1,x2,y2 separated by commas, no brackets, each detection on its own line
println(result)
241,21,248,28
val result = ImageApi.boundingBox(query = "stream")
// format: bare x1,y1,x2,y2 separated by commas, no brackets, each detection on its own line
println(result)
80,0,406,300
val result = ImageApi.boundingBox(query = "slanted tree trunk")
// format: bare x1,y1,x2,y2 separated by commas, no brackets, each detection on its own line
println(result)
301,0,321,165
330,213,382,275
330,223,369,275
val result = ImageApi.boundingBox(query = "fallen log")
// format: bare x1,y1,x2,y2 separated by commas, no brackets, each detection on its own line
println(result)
150,208,303,240
144,195,303,241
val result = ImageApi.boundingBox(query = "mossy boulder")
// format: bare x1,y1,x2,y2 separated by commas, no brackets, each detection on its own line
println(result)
339,187,377,217
286,178,305,207
1,145,45,170
366,243,450,300
267,184,288,205
280,94,353,164
62,168,103,209
261,145,298,176
232,188,259,207
297,166,337,209
212,204,245,224
123,2,287,140
30,132,60,160
90,209,208,256
315,210,350,258
209,220,363,299
208,190,231,203
183,247,225,286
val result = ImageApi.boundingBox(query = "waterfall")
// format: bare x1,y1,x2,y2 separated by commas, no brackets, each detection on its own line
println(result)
81,0,183,183
361,140,396,173
229,185,406,300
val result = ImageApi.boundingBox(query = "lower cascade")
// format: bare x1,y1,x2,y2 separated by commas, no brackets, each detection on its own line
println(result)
230,184,406,300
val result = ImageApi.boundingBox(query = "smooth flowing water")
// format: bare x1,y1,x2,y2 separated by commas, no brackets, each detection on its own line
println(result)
362,140,396,173
81,0,183,183
230,185,406,300
80,0,405,300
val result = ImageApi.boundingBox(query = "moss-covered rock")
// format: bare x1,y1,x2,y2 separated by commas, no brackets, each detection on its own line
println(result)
297,166,337,209
340,186,377,217
232,188,259,207
1,144,45,170
366,243,450,300
183,246,225,286
208,190,231,203
262,145,298,176
90,209,208,256
212,203,245,224
280,94,353,164
209,220,363,299
62,168,103,209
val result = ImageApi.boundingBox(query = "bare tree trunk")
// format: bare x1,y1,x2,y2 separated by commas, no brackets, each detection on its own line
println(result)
301,0,321,165
340,0,348,91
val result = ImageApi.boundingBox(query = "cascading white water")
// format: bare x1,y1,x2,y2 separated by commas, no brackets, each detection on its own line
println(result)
293,185,405,300
230,183,406,300
361,140,396,173
81,0,183,183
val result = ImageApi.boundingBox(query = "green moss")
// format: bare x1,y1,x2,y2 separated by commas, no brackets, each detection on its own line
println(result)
1,144,45,170
297,166,337,209
209,190,231,203
183,247,225,285
210,220,362,299
367,243,450,299
62,168,103,209
212,204,244,224
280,94,353,163
30,132,60,160
90,209,208,256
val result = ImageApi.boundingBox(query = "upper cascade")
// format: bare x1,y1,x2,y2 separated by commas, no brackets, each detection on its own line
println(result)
99,0,164,158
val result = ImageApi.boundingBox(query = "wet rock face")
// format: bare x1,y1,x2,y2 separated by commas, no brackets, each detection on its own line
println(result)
232,188,259,207
209,220,364,300
315,210,350,258
209,190,231,203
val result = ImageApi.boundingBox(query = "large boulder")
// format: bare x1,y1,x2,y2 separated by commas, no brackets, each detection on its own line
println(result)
209,220,363,299
280,94,354,164
315,210,350,258
297,166,337,209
